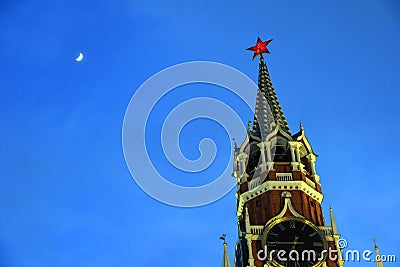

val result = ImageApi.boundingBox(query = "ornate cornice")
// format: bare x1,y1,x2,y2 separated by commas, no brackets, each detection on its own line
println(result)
236,180,324,216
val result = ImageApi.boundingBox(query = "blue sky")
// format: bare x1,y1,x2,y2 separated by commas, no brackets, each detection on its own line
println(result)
1,0,399,266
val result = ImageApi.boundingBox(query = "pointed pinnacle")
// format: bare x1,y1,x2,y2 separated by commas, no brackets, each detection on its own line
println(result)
372,237,378,248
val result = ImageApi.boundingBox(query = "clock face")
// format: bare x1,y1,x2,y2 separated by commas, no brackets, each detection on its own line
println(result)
263,217,326,267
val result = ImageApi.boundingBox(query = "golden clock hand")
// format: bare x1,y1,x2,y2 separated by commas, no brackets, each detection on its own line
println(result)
291,235,300,250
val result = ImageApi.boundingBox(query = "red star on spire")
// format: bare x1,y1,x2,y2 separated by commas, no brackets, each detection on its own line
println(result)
246,37,273,60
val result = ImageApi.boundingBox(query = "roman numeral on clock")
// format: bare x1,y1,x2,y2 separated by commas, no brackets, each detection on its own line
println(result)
269,231,278,237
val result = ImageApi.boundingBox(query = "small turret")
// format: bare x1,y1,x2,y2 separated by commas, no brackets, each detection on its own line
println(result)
330,206,339,235
220,234,232,267
373,238,385,267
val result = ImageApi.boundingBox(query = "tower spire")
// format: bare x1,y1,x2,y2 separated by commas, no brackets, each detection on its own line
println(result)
329,206,339,235
233,36,344,267
247,37,291,138
220,234,232,267
373,238,385,267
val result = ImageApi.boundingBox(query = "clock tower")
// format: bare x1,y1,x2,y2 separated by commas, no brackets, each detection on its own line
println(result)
233,38,344,267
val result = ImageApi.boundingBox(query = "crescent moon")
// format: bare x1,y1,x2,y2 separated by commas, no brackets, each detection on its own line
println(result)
75,53,83,62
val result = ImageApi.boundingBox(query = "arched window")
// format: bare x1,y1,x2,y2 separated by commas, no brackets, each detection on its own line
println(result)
245,141,261,179
271,136,291,162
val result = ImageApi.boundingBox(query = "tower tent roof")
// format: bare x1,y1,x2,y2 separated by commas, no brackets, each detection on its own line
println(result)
253,56,291,139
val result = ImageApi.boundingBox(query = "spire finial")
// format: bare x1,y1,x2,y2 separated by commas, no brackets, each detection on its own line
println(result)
219,234,227,244
246,37,273,60
300,121,304,132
